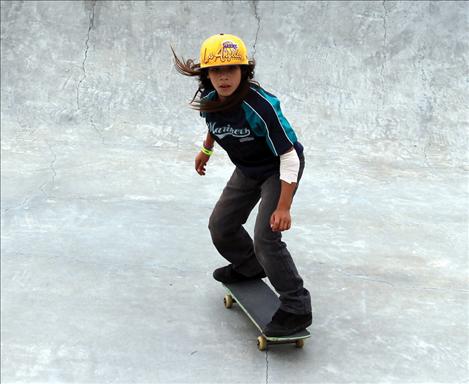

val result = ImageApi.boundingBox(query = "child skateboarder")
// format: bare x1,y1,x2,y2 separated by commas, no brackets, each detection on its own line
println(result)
173,34,312,336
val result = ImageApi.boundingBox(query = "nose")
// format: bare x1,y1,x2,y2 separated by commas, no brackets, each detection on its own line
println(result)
218,68,229,80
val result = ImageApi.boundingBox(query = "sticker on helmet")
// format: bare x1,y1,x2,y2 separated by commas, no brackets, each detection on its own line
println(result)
222,41,238,50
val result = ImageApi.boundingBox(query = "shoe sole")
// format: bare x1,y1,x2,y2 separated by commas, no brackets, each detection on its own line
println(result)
264,321,312,337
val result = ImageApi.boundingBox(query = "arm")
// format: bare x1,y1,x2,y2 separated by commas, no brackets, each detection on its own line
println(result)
195,132,214,176
204,131,215,149
270,180,296,231
270,147,299,232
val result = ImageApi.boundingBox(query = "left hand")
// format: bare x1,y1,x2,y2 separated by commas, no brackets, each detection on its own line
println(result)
270,209,291,232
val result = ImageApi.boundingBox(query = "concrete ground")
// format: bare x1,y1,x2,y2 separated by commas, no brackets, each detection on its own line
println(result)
1,1,468,383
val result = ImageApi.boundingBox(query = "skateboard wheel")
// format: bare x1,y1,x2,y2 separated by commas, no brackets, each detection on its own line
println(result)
295,339,305,348
257,336,267,351
224,294,234,309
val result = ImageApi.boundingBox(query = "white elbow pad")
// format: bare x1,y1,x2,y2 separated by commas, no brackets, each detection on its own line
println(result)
279,149,300,184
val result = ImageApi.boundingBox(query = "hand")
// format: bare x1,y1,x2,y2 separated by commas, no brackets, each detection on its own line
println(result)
195,151,210,175
270,209,291,232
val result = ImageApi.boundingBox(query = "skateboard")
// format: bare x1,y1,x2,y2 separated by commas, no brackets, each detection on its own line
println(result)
222,279,311,351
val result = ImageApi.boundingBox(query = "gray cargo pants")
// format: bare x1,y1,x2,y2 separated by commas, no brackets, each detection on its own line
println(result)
208,155,311,315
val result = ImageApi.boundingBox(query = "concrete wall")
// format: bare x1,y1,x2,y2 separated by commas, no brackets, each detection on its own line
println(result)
1,0,468,167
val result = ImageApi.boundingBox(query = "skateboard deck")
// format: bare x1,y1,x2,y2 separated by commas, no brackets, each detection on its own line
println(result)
222,279,311,351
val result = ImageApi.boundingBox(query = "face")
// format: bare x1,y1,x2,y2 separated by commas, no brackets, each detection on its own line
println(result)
207,65,242,100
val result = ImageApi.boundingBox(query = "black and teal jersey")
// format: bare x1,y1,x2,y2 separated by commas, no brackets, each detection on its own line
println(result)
201,85,303,180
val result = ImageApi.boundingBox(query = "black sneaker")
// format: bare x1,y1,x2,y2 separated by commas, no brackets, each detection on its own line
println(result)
263,308,312,337
213,264,266,284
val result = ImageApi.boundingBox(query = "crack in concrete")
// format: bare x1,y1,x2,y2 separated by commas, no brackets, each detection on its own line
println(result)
2,196,31,214
2,141,57,213
374,1,389,140
336,268,468,293
14,115,39,143
416,48,437,172
411,286,469,294
265,349,269,384
251,0,261,60
76,0,96,110
380,0,388,82
423,139,432,169
39,141,58,198
90,115,104,144
339,269,395,287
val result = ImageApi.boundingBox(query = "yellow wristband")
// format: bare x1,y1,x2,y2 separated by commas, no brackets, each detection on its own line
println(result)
201,147,213,156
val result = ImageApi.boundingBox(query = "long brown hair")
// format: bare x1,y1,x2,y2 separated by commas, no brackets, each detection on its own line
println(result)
171,47,258,113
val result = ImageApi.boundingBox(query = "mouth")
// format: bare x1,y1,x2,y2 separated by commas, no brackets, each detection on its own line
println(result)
219,85,231,89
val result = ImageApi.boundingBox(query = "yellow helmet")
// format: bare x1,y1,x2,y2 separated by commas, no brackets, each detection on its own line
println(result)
200,34,249,69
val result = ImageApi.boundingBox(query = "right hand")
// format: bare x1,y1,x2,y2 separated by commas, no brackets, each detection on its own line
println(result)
195,151,210,175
